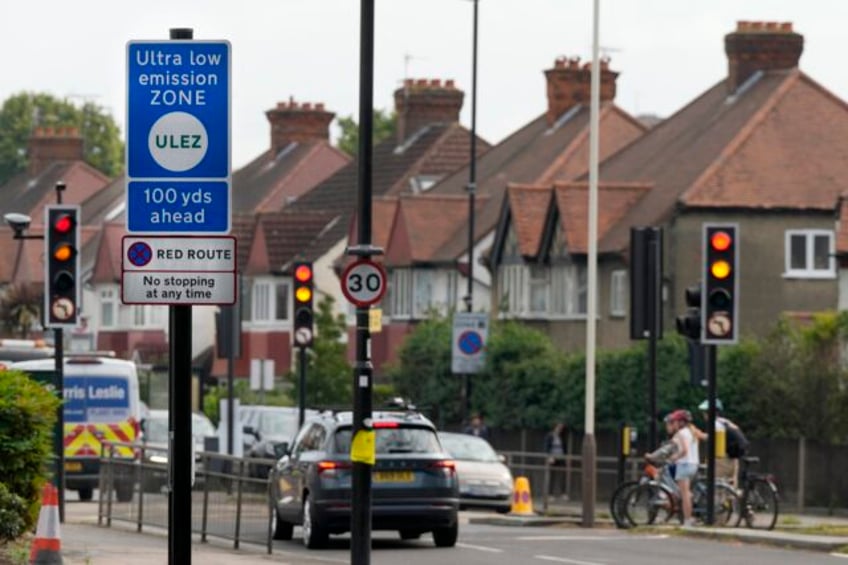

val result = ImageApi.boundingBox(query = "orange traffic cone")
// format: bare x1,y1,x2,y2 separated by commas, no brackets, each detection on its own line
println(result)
30,483,62,565
510,476,535,516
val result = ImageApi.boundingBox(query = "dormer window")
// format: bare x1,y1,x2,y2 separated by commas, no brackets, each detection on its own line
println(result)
409,175,441,193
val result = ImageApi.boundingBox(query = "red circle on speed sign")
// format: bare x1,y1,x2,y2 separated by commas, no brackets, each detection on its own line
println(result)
341,259,387,307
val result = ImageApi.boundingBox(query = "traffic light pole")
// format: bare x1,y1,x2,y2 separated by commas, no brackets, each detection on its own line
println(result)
298,346,307,428
54,182,65,524
350,2,376,562
167,26,194,565
705,344,717,525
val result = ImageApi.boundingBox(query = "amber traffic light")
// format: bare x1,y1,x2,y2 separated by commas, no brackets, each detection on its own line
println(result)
703,224,739,344
44,205,81,328
293,261,314,347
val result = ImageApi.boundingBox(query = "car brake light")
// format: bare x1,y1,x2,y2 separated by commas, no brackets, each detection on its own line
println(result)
430,459,456,475
318,460,352,475
373,421,399,428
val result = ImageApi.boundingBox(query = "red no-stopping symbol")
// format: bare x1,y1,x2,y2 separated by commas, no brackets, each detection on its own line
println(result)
458,330,484,355
127,241,153,267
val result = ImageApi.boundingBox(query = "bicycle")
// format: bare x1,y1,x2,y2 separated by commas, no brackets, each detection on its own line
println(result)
733,455,779,530
623,462,737,527
610,463,671,529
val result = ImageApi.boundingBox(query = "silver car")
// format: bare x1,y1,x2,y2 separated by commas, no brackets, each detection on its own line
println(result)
438,432,513,513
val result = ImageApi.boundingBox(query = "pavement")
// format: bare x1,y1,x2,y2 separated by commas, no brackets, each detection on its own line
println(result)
48,496,848,563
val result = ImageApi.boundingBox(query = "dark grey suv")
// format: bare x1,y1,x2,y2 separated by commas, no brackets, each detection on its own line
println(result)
269,409,459,549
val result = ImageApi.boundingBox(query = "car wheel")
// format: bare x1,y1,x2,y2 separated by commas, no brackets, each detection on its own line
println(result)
399,530,421,540
302,494,328,549
432,523,458,547
272,506,293,540
77,487,94,502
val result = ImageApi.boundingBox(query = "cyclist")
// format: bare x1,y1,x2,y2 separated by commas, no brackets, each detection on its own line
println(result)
698,399,746,487
668,409,699,525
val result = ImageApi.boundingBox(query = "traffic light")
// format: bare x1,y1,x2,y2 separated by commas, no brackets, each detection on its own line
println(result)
292,261,314,348
676,284,702,340
703,224,739,344
44,205,81,328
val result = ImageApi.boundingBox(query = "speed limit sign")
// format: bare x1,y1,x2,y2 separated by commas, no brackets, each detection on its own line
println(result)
341,259,387,307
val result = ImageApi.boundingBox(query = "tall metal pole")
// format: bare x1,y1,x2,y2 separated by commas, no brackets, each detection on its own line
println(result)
54,181,65,523
647,230,659,452
706,344,717,525
582,0,601,528
463,0,479,421
351,2,376,563
168,27,194,565
298,347,307,427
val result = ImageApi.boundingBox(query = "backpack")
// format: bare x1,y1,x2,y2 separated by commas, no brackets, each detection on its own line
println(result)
724,423,749,458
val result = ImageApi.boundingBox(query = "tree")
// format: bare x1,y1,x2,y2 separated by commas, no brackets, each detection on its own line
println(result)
336,109,397,157
0,283,42,338
0,92,124,184
289,295,351,407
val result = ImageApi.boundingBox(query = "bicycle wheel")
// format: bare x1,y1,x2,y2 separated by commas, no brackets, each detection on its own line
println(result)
741,478,779,530
691,479,739,527
610,480,639,529
623,482,676,527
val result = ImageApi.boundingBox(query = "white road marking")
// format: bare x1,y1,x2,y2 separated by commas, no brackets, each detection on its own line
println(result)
830,554,848,560
535,555,605,565
457,542,505,553
519,534,669,541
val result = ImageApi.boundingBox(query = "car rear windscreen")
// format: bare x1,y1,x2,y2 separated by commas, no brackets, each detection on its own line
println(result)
334,426,441,455
65,376,131,423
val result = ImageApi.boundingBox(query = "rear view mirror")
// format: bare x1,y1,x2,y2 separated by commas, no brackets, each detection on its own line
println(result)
273,442,289,459
244,425,260,439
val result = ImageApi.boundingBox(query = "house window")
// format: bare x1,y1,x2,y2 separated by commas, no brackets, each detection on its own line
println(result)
391,268,412,318
413,270,434,318
551,263,588,316
446,270,458,310
610,270,627,317
498,264,526,315
528,265,549,314
785,230,834,278
251,279,291,322
100,288,116,328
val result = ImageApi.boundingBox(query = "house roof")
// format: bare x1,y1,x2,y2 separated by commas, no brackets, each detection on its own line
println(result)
384,194,489,267
286,122,487,265
244,210,341,275
505,184,553,257
90,222,126,284
231,142,350,213
597,69,848,252
552,181,652,254
0,160,110,225
429,104,645,261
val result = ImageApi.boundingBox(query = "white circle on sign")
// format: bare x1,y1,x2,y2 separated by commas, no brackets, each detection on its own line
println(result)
341,260,387,307
51,297,75,321
148,111,208,172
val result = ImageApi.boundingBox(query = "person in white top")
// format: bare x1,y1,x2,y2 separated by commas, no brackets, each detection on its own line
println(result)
667,409,699,525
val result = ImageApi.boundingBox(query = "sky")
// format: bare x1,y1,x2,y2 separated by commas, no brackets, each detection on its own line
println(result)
3,0,848,169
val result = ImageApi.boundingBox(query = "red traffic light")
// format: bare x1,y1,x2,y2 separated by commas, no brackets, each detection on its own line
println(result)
54,214,74,234
710,230,732,252
294,264,313,283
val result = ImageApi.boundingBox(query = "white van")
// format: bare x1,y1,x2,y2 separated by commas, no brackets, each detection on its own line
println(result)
12,356,143,502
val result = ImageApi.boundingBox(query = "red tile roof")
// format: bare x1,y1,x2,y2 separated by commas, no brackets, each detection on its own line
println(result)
553,182,652,254
505,184,553,257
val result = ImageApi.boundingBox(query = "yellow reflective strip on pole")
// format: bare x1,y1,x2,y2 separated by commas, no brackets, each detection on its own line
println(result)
715,428,727,458
622,426,631,456
350,430,376,465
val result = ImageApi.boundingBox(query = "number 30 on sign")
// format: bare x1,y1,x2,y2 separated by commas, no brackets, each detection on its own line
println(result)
341,259,387,308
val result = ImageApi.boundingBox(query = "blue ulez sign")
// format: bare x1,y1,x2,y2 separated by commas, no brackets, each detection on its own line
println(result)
126,41,230,234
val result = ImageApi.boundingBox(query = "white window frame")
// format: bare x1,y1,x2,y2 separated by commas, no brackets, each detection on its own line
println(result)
784,229,835,279
391,268,412,319
413,269,434,318
250,278,291,324
99,287,117,328
610,270,627,317
528,265,549,315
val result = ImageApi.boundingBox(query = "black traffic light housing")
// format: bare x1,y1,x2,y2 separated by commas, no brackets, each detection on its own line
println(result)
44,205,80,328
702,224,739,344
292,261,314,348
676,284,702,340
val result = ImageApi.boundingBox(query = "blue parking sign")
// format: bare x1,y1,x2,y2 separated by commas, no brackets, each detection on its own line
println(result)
126,40,231,234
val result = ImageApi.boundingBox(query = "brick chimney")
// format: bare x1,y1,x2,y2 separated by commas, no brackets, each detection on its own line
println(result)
725,21,803,93
544,57,618,126
265,98,335,155
27,126,84,176
394,79,464,144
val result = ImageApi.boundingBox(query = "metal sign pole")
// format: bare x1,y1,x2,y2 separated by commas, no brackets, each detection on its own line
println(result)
167,29,194,565
706,344,717,525
54,182,65,523
351,2,375,563
298,347,307,428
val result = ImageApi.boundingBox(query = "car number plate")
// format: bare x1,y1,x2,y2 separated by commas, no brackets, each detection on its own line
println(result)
64,462,83,472
374,471,414,483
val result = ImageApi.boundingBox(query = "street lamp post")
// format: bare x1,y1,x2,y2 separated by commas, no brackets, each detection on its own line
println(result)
463,0,479,420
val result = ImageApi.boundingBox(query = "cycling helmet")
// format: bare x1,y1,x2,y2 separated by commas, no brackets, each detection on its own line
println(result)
666,409,689,423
